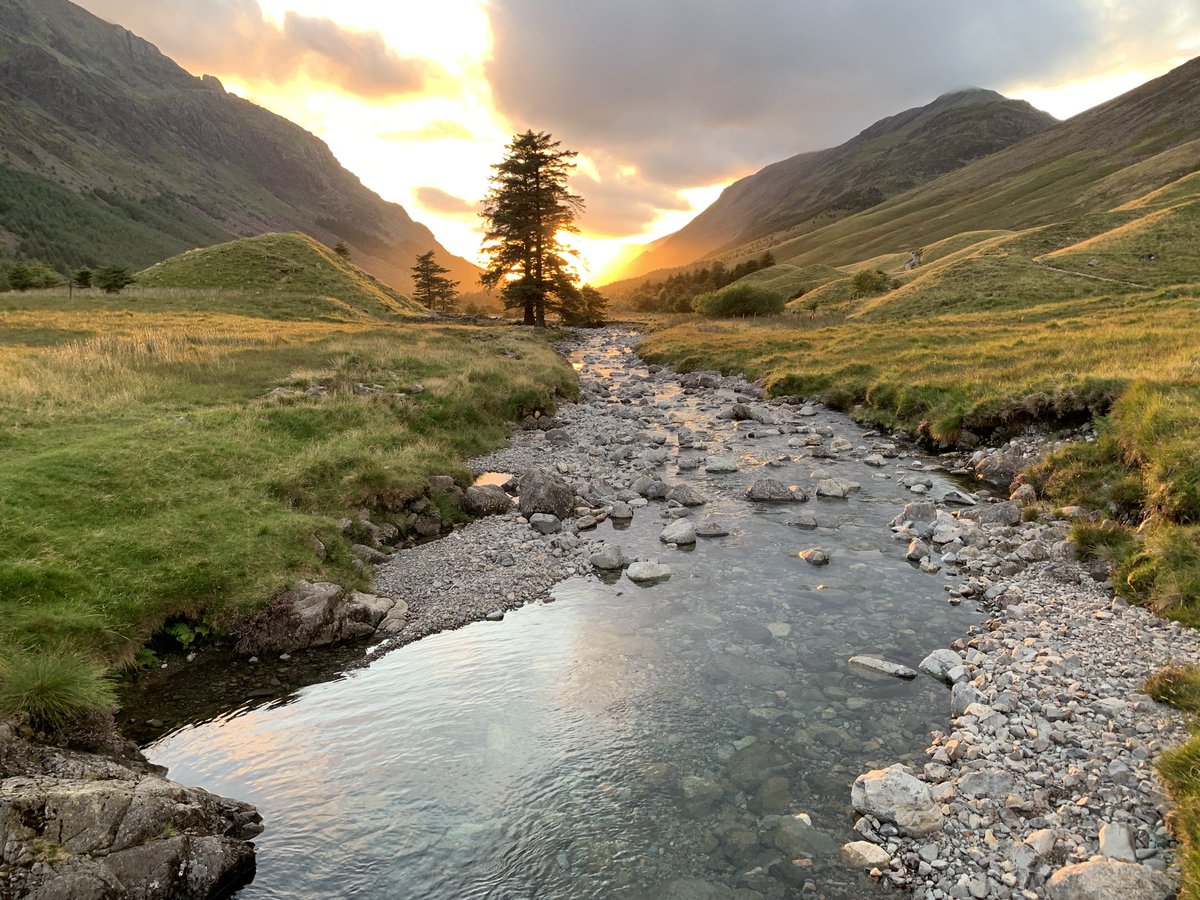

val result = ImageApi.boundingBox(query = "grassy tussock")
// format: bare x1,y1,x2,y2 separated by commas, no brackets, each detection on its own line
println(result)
1143,666,1200,898
0,652,116,731
0,293,575,728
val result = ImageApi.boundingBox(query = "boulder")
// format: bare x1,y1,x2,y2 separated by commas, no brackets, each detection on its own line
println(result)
666,484,707,507
816,478,860,498
704,457,739,474
529,513,562,535
851,765,944,837
696,520,730,538
660,520,697,545
590,543,625,570
1098,823,1137,863
746,478,804,502
1047,858,1174,900
627,561,673,584
464,484,512,517
918,648,962,683
799,548,829,566
518,469,575,519
959,500,1021,527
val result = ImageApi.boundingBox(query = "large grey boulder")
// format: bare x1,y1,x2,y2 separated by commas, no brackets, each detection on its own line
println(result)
918,648,963,683
236,581,402,653
959,500,1021,527
660,520,697,545
0,729,262,900
1047,858,1175,900
746,478,804,502
518,469,575,519
851,765,944,837
464,484,512,517
666,484,707,507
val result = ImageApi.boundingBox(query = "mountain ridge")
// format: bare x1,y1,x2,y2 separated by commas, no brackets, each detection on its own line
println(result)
0,0,477,289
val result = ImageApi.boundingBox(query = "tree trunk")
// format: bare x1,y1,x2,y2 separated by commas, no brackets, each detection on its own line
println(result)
535,300,546,327
524,301,535,325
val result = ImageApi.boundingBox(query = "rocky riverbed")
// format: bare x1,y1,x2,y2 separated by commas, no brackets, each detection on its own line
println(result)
29,325,1192,899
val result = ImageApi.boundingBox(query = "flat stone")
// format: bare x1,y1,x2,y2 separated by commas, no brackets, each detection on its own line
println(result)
849,655,918,679
840,840,891,868
627,561,673,584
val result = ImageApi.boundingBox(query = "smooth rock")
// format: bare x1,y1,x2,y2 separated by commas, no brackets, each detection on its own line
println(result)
1046,858,1174,900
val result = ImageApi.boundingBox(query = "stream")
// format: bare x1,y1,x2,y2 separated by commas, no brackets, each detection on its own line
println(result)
143,331,982,899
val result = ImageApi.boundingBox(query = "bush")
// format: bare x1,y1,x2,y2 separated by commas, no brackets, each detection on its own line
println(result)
694,284,785,318
0,651,116,732
850,268,896,296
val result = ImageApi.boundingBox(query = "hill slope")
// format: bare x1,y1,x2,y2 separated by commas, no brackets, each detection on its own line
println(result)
0,0,476,289
621,89,1057,279
732,55,1200,273
136,233,429,321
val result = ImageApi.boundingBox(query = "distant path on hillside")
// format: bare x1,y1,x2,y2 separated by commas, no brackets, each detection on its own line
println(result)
1032,258,1151,289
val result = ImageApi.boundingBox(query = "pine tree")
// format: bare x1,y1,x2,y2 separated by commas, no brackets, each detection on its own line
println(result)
95,265,135,294
480,130,585,326
72,267,93,289
410,250,459,312
333,241,352,260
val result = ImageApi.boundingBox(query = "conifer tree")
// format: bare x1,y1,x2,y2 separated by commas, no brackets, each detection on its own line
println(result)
411,250,459,311
480,131,584,326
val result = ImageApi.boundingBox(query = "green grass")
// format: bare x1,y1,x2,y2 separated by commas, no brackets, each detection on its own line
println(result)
0,652,116,732
136,233,428,320
0,289,575,729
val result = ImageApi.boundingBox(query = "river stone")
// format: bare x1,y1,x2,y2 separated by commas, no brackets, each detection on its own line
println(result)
746,478,803,502
841,840,891,868
851,764,944,837
1046,858,1174,900
799,547,829,566
892,500,938,527
666,484,707,506
918,648,962,683
610,500,634,519
906,539,930,561
464,484,511,517
518,469,575,519
959,500,1021,527
772,815,836,857
590,543,625,570
785,512,818,528
951,682,985,717
660,520,697,545
816,477,860,498
704,457,739,474
627,561,672,584
1098,823,1137,862
696,520,730,537
849,655,918,679
956,769,1015,799
529,513,562,535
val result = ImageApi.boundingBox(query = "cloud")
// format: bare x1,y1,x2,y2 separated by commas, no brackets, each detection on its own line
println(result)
415,186,478,217
379,120,477,142
485,0,1200,188
79,0,430,97
572,160,690,236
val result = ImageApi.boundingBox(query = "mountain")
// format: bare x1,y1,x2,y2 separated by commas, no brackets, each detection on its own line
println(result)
0,0,477,289
620,89,1057,279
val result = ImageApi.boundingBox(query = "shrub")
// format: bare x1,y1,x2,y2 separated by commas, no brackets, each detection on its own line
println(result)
694,284,785,318
0,651,116,732
849,268,895,296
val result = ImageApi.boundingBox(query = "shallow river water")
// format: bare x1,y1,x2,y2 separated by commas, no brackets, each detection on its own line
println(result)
146,335,982,899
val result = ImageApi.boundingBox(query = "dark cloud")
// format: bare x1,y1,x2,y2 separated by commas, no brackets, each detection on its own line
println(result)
415,186,478,217
486,0,1200,187
79,0,430,97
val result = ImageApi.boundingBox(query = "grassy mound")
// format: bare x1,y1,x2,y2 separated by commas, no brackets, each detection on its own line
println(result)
136,233,428,321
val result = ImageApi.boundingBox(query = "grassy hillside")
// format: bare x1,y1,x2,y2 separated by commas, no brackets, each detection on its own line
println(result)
0,0,477,288
0,285,574,732
622,89,1056,278
136,233,429,321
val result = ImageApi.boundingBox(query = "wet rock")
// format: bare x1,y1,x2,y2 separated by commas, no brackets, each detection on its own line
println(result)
799,547,829,566
660,520,697,545
518,468,575,519
746,478,803,502
666,484,707,507
851,764,944,837
696,520,730,537
610,500,634,520
784,512,818,528
1046,858,1174,900
590,543,625,570
815,477,860,498
627,561,672,584
704,457,739,474
465,484,512,517
849,655,918,679
906,539,930,561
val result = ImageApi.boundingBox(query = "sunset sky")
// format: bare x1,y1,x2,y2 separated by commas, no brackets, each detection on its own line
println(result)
78,0,1200,281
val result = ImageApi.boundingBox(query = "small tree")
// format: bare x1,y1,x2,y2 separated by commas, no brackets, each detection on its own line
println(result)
849,268,896,296
6,262,34,291
333,241,352,260
72,267,94,289
410,250,459,312
95,265,135,294
480,130,585,326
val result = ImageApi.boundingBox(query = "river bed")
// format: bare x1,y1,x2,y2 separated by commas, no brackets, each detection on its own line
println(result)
144,330,983,898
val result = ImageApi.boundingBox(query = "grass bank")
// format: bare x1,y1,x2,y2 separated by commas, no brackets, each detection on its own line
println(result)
0,289,575,729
